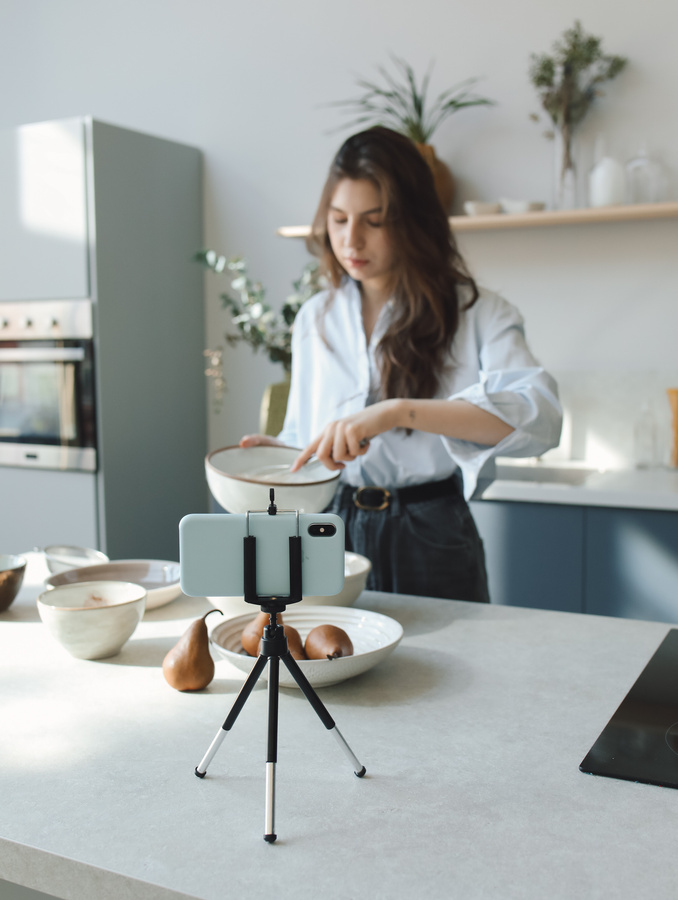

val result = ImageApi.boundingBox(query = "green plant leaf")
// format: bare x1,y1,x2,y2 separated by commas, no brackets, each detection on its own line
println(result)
326,54,494,142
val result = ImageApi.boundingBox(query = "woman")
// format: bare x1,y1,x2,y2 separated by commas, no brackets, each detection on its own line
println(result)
241,126,562,602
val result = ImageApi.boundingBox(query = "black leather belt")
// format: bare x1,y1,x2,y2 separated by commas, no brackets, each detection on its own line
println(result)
351,475,460,511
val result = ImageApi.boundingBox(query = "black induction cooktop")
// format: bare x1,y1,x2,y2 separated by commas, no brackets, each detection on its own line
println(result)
580,628,678,789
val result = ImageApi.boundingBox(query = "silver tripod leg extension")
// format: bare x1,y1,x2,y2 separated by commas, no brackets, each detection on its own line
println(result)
195,726,228,776
195,653,269,778
281,653,366,777
332,725,365,776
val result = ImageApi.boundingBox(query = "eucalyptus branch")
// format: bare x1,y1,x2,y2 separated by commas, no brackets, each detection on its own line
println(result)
197,252,327,404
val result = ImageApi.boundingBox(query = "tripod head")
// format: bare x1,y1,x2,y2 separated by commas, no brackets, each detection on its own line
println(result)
243,489,303,612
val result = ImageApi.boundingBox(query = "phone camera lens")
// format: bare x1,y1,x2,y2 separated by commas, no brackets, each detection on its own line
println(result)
308,523,336,537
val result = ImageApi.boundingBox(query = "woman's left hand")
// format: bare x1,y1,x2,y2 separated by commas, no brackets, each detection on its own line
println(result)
290,400,398,472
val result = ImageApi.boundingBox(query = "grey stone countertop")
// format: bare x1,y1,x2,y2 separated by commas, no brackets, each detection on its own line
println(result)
2,554,678,900
476,459,678,511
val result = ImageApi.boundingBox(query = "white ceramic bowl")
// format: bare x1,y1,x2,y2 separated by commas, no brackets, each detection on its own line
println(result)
0,554,27,613
208,551,372,613
43,545,109,575
45,560,181,611
499,198,546,215
463,201,501,216
206,445,341,514
302,551,372,606
210,606,403,689
37,581,146,659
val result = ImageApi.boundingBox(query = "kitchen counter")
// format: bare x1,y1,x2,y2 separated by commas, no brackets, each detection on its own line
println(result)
478,460,678,511
3,555,678,900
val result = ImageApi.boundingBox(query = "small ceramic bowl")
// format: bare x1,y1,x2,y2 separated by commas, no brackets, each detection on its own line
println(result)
0,555,27,613
302,551,372,606
463,201,501,216
499,198,546,215
45,559,181,610
37,581,146,659
206,445,341,514
43,545,109,575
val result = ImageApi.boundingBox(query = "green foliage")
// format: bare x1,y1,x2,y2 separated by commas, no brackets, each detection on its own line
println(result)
197,251,327,374
529,21,627,135
330,55,494,144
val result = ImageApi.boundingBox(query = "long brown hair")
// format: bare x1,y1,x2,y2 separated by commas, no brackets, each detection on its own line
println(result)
307,126,479,401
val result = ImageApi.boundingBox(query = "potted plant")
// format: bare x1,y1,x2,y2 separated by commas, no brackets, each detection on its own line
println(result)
198,252,327,434
529,21,627,209
329,55,494,212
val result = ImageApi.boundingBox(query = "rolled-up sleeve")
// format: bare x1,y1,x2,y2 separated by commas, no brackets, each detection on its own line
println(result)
442,295,563,498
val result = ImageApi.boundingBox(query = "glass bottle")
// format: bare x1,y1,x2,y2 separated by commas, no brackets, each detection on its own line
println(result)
633,401,658,469
626,146,667,204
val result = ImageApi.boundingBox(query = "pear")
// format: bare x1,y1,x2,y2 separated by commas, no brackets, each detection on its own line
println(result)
282,624,307,661
304,624,353,660
162,608,223,691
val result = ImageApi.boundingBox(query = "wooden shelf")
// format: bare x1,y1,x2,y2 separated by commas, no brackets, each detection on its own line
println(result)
276,201,678,238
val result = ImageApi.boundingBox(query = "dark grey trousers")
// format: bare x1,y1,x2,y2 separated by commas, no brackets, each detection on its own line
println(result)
327,475,490,603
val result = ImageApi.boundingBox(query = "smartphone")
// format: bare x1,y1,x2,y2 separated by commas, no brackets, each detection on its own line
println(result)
179,512,345,600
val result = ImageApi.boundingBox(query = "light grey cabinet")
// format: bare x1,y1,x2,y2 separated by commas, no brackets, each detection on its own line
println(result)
0,118,89,301
471,499,678,624
0,118,208,560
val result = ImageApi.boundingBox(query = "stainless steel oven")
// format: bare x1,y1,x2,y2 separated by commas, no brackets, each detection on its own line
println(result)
0,299,96,471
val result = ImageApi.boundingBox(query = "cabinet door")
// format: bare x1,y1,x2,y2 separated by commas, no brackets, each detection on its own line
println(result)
0,467,99,554
470,500,585,612
585,507,678,623
0,118,89,301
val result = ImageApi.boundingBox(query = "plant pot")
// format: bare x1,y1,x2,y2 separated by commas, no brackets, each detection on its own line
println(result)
259,375,291,436
416,143,454,214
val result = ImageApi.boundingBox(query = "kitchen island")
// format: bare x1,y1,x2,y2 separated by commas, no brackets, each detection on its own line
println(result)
2,556,678,900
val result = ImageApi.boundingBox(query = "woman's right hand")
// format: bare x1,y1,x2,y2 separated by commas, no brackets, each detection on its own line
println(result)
239,434,290,449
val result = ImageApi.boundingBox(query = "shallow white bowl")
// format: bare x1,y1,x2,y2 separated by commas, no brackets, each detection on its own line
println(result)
206,445,341,514
210,606,403,689
43,545,109,575
463,200,501,216
45,560,181,610
37,581,146,659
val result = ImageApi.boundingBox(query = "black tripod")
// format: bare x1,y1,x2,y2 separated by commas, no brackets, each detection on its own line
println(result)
194,494,365,843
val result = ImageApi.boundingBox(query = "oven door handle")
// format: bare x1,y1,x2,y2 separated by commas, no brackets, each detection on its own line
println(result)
0,347,86,362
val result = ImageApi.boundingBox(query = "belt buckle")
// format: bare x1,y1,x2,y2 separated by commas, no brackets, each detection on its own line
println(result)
353,486,391,511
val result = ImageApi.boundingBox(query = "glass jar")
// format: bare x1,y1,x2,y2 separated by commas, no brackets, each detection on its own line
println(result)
626,147,667,204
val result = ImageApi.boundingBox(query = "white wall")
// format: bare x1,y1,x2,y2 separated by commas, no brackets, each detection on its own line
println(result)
3,0,677,467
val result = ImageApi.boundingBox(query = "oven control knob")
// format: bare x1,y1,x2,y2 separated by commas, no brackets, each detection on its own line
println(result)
0,318,9,329
50,318,60,329
21,318,34,329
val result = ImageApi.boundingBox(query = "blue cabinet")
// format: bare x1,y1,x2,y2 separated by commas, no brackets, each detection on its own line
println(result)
585,507,678,623
470,500,585,613
471,500,678,624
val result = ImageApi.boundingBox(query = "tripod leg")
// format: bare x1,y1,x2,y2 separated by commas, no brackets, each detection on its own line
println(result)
264,655,279,843
195,654,268,777
281,653,366,777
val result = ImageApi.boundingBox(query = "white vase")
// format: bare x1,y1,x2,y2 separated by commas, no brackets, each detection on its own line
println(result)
589,156,626,207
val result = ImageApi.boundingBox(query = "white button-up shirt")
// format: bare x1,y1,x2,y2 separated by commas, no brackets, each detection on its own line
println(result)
277,280,562,500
